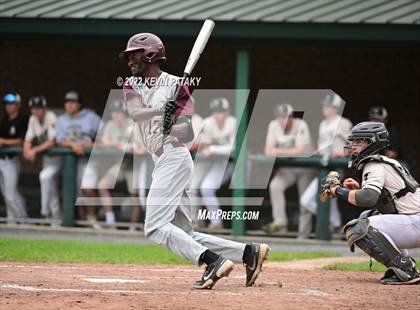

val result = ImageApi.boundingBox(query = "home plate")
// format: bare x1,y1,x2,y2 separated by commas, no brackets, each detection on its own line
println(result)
83,278,149,283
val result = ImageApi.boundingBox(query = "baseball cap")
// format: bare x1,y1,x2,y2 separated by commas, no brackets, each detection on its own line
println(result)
64,90,81,102
209,97,229,112
274,103,293,117
3,92,21,104
369,106,388,120
28,96,47,108
109,100,127,113
321,94,343,108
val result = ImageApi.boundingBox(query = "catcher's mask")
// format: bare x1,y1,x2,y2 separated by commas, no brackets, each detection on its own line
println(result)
346,122,390,169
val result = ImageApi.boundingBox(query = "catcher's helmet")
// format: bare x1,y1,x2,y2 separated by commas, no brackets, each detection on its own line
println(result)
119,33,166,63
347,121,389,169
28,96,47,108
369,106,388,120
274,103,293,118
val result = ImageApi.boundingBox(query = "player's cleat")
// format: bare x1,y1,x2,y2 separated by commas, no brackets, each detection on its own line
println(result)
194,256,234,289
244,243,270,287
380,268,420,285
263,222,287,235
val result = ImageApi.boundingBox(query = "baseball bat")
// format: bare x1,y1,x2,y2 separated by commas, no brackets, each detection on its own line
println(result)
173,19,215,100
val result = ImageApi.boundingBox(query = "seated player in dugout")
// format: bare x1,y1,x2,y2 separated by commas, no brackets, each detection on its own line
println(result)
55,90,101,228
300,94,352,234
119,32,269,289
190,98,236,230
23,96,61,227
322,122,420,285
264,103,315,238
0,92,28,224
97,99,146,231
368,106,402,160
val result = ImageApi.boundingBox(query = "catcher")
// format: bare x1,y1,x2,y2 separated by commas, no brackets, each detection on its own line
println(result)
321,122,420,285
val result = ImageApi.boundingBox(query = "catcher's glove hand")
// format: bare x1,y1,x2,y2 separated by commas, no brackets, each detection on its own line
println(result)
163,100,180,135
320,171,341,202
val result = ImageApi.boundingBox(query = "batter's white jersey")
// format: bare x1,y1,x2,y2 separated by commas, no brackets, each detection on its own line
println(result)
361,156,420,214
318,115,352,154
124,71,193,156
201,115,236,155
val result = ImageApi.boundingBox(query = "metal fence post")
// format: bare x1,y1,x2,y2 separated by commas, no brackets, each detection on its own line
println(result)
62,153,76,226
315,169,331,240
232,50,249,236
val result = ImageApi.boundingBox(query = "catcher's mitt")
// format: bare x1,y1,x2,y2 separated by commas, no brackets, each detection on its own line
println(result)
163,100,180,134
320,171,341,202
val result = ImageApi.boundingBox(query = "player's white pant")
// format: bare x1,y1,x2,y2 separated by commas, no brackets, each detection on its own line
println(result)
136,158,148,208
0,156,27,223
369,213,420,255
300,177,341,229
39,156,61,224
144,146,245,265
269,167,314,238
190,159,232,225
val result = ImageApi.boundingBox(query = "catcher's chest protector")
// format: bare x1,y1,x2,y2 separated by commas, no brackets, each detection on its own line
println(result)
360,155,420,214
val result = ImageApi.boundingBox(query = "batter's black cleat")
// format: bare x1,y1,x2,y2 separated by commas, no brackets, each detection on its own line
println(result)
244,243,270,287
194,256,234,289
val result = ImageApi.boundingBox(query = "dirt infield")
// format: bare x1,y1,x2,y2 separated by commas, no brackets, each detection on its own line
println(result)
1,260,419,310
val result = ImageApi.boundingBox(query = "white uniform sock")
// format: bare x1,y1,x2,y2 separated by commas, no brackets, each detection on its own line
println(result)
105,211,115,224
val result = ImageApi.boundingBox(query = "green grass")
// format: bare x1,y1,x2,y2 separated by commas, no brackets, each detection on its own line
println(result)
324,261,420,272
0,237,339,264
269,251,339,262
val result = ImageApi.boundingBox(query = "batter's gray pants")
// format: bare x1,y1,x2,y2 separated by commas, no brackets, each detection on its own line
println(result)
144,145,245,265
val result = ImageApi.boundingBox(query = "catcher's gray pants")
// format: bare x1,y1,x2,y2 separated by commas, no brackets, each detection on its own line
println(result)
369,213,420,256
39,156,61,224
269,167,314,238
144,145,245,265
0,156,27,223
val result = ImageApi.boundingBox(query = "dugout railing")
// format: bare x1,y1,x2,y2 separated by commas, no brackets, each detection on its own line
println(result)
0,147,348,240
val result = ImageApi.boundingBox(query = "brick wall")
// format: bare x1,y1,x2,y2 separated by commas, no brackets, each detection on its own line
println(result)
1,38,419,178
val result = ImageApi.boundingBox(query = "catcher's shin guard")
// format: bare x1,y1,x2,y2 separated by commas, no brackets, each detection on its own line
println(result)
343,218,419,283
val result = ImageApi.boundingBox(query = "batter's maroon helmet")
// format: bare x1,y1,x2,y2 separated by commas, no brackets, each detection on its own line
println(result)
119,33,166,63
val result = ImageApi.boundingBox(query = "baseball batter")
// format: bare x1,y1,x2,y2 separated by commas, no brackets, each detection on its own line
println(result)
119,33,269,289
119,32,269,289
322,122,420,285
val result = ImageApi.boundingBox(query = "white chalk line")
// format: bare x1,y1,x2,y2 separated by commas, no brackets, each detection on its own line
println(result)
0,284,242,296
83,278,149,283
0,265,201,273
